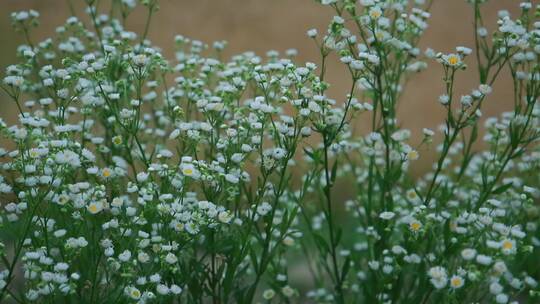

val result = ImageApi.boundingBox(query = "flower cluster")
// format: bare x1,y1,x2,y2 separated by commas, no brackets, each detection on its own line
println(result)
0,0,539,303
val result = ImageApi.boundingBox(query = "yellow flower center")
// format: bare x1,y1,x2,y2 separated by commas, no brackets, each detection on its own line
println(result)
451,277,462,287
88,204,99,214
102,169,111,178
410,222,421,231
370,11,382,19
183,168,193,176
131,290,141,298
502,240,513,250
407,150,419,160
448,55,459,66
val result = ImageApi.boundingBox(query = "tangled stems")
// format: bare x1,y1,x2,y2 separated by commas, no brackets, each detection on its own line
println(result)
1,1,540,303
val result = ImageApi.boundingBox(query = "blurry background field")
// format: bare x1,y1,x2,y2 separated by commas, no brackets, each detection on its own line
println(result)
0,0,519,175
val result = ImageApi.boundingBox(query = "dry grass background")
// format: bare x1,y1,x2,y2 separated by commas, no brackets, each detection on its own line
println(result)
0,0,520,176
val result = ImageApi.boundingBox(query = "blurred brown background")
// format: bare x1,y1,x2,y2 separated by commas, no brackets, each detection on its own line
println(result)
0,0,520,175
